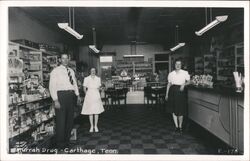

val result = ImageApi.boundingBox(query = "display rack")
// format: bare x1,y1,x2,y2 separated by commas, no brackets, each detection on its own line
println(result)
135,61,153,75
8,42,57,153
216,42,243,87
42,55,58,88
116,60,153,77
235,43,244,74
204,54,216,75
154,52,169,73
194,57,204,74
9,98,55,153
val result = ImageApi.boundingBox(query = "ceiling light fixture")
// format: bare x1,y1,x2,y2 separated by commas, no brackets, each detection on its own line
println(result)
195,15,228,36
58,23,83,39
170,43,185,51
195,11,228,36
170,25,185,52
123,55,144,58
58,7,83,40
89,27,100,54
89,45,100,53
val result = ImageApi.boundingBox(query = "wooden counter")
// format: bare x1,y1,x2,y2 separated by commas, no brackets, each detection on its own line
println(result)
187,86,244,153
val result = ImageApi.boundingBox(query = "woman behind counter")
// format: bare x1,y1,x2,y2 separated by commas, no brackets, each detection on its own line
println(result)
81,68,104,132
165,59,190,134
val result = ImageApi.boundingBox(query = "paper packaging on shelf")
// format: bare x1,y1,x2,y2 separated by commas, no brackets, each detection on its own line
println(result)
32,131,38,141
29,63,41,71
46,124,54,135
21,94,27,102
41,114,48,121
8,58,24,74
49,108,55,117
19,108,25,114
12,110,18,117
191,74,213,88
26,94,41,102
35,112,41,123
40,123,45,131
26,117,32,125
38,85,46,96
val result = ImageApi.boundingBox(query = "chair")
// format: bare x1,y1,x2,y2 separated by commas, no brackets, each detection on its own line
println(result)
144,86,158,108
144,86,151,106
112,88,128,108
157,87,167,110
101,90,109,109
150,87,160,108
104,88,116,109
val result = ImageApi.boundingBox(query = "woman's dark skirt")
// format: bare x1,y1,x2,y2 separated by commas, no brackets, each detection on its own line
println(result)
168,85,187,116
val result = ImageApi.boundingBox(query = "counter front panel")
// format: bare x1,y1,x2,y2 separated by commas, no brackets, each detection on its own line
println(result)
187,86,244,153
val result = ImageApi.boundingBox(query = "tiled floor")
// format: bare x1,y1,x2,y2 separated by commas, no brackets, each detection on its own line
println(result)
68,104,234,155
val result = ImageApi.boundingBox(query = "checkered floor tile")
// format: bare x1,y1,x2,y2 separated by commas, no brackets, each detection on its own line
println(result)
66,104,233,154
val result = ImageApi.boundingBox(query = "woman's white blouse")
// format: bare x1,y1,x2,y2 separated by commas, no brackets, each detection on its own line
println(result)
83,76,101,89
168,69,190,85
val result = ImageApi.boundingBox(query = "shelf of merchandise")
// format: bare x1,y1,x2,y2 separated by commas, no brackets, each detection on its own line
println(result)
8,98,55,153
153,52,170,75
10,116,55,139
235,43,244,73
9,98,55,153
194,57,203,74
42,55,58,88
216,42,243,82
9,96,50,107
8,42,56,153
9,41,55,56
20,103,52,115
116,61,153,76
203,54,216,75
10,134,55,154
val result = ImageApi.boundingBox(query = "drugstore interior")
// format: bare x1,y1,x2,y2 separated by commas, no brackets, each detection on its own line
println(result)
7,6,246,155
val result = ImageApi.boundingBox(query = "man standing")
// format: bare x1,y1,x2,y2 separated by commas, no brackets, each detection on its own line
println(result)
49,54,80,149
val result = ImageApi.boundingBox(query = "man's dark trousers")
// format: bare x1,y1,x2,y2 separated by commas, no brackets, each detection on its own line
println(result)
55,90,76,149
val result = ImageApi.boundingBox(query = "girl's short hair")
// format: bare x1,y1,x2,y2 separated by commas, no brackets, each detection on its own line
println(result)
174,58,182,64
89,67,97,74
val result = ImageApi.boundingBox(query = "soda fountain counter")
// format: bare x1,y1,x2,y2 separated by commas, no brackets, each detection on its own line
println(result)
187,86,244,153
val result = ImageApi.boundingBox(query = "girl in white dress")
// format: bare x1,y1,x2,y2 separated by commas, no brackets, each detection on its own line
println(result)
81,68,104,132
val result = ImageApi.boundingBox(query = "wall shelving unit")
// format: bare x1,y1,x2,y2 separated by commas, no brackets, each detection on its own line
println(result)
8,41,58,153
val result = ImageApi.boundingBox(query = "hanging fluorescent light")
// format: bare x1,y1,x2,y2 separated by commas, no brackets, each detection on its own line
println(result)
89,45,100,53
123,55,144,58
170,43,185,51
58,23,83,40
195,15,228,36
